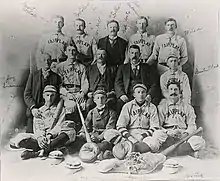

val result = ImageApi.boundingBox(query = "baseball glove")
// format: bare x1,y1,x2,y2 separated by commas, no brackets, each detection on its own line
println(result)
79,142,100,163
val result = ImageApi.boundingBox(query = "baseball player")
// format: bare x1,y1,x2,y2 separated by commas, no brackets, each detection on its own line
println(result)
56,44,89,130
15,85,76,159
79,90,117,160
147,18,188,75
72,18,98,66
158,78,205,156
160,53,191,104
125,16,155,63
36,15,74,71
104,84,165,159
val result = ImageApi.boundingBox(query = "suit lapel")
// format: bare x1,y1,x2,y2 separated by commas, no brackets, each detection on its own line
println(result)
92,65,101,90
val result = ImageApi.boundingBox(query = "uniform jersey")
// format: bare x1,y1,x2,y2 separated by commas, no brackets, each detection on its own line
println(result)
33,105,65,139
36,32,73,63
56,60,89,95
160,70,191,104
129,32,155,61
158,99,197,135
147,33,188,66
117,100,159,138
72,33,97,64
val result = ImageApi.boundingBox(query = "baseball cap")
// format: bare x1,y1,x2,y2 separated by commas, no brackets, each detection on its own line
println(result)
166,51,180,62
112,140,133,160
133,84,148,91
93,89,107,97
43,85,57,93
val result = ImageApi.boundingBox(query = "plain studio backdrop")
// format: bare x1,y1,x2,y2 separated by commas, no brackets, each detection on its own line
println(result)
0,0,219,148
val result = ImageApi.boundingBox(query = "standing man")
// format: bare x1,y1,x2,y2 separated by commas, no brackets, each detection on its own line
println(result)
72,18,98,67
24,53,62,133
126,16,155,63
36,15,73,71
98,20,128,69
86,48,117,111
115,45,160,113
147,18,188,74
56,44,89,132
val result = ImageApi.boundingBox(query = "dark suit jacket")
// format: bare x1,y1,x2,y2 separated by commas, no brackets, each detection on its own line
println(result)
115,63,161,105
24,69,61,117
98,36,128,67
87,64,116,93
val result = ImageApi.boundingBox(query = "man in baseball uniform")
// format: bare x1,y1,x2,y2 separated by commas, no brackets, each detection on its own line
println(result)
158,78,205,156
160,53,191,104
56,44,89,132
72,18,98,66
104,84,165,159
125,16,155,63
147,18,188,75
98,20,128,69
36,15,74,71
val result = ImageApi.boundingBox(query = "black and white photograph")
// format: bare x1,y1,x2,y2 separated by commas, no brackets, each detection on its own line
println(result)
0,0,220,180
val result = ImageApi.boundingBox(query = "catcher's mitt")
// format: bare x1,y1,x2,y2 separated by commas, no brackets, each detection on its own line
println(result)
79,142,100,163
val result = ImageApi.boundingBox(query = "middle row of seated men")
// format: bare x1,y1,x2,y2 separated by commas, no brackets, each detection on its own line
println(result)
20,41,204,160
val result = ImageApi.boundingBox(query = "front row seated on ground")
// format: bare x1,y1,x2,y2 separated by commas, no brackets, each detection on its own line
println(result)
10,85,76,159
104,81,205,160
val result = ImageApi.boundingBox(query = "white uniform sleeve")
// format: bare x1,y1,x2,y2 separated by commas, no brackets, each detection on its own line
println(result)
182,73,191,104
160,73,169,99
184,105,197,134
147,36,160,65
80,66,89,94
179,38,188,66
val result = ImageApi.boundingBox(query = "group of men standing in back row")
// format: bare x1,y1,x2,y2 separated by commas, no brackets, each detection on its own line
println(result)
11,15,205,161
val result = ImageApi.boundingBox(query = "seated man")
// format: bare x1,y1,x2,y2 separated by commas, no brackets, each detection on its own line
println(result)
79,90,117,160
13,85,76,159
86,48,117,111
158,78,205,156
24,53,62,133
160,53,191,104
56,44,89,132
104,84,164,160
115,44,160,114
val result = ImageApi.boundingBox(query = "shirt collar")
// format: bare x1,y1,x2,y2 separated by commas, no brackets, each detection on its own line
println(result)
131,62,141,69
108,35,118,41
40,104,56,112
137,31,148,36
75,33,87,38
67,59,77,65
131,99,148,108
167,98,181,106
53,31,64,36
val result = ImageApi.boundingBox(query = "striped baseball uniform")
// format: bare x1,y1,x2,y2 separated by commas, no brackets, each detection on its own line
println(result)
147,33,188,66
72,33,97,65
36,32,73,63
160,70,191,104
117,100,159,141
129,32,155,62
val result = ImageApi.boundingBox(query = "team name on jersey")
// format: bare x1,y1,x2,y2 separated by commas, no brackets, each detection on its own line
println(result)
60,66,83,77
75,40,90,48
133,39,152,46
48,38,66,45
166,108,186,118
161,42,180,50
131,108,150,119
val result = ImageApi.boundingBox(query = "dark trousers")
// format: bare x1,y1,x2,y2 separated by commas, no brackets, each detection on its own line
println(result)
26,117,34,133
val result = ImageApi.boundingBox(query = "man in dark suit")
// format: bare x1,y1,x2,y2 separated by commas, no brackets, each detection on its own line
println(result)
115,45,161,113
24,53,62,133
86,48,117,111
97,20,128,68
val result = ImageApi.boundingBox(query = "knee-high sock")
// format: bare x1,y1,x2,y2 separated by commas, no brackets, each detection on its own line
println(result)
176,142,194,156
50,133,69,149
133,142,151,153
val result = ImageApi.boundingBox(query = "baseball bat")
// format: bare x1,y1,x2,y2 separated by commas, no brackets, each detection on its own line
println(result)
161,127,203,156
75,101,92,143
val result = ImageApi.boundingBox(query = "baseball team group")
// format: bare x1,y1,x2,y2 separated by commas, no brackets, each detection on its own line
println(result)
10,15,205,163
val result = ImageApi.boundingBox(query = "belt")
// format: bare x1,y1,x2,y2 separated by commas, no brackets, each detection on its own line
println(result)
163,125,179,129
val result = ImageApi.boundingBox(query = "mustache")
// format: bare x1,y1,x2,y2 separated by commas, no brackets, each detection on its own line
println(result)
170,93,177,96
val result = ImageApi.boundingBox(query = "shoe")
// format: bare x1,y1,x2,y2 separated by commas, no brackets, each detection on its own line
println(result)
97,151,104,161
103,150,113,160
21,150,39,160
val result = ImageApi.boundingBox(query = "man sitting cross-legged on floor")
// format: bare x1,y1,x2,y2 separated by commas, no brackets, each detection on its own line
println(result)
104,84,165,160
157,78,205,157
78,90,117,160
12,85,76,160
